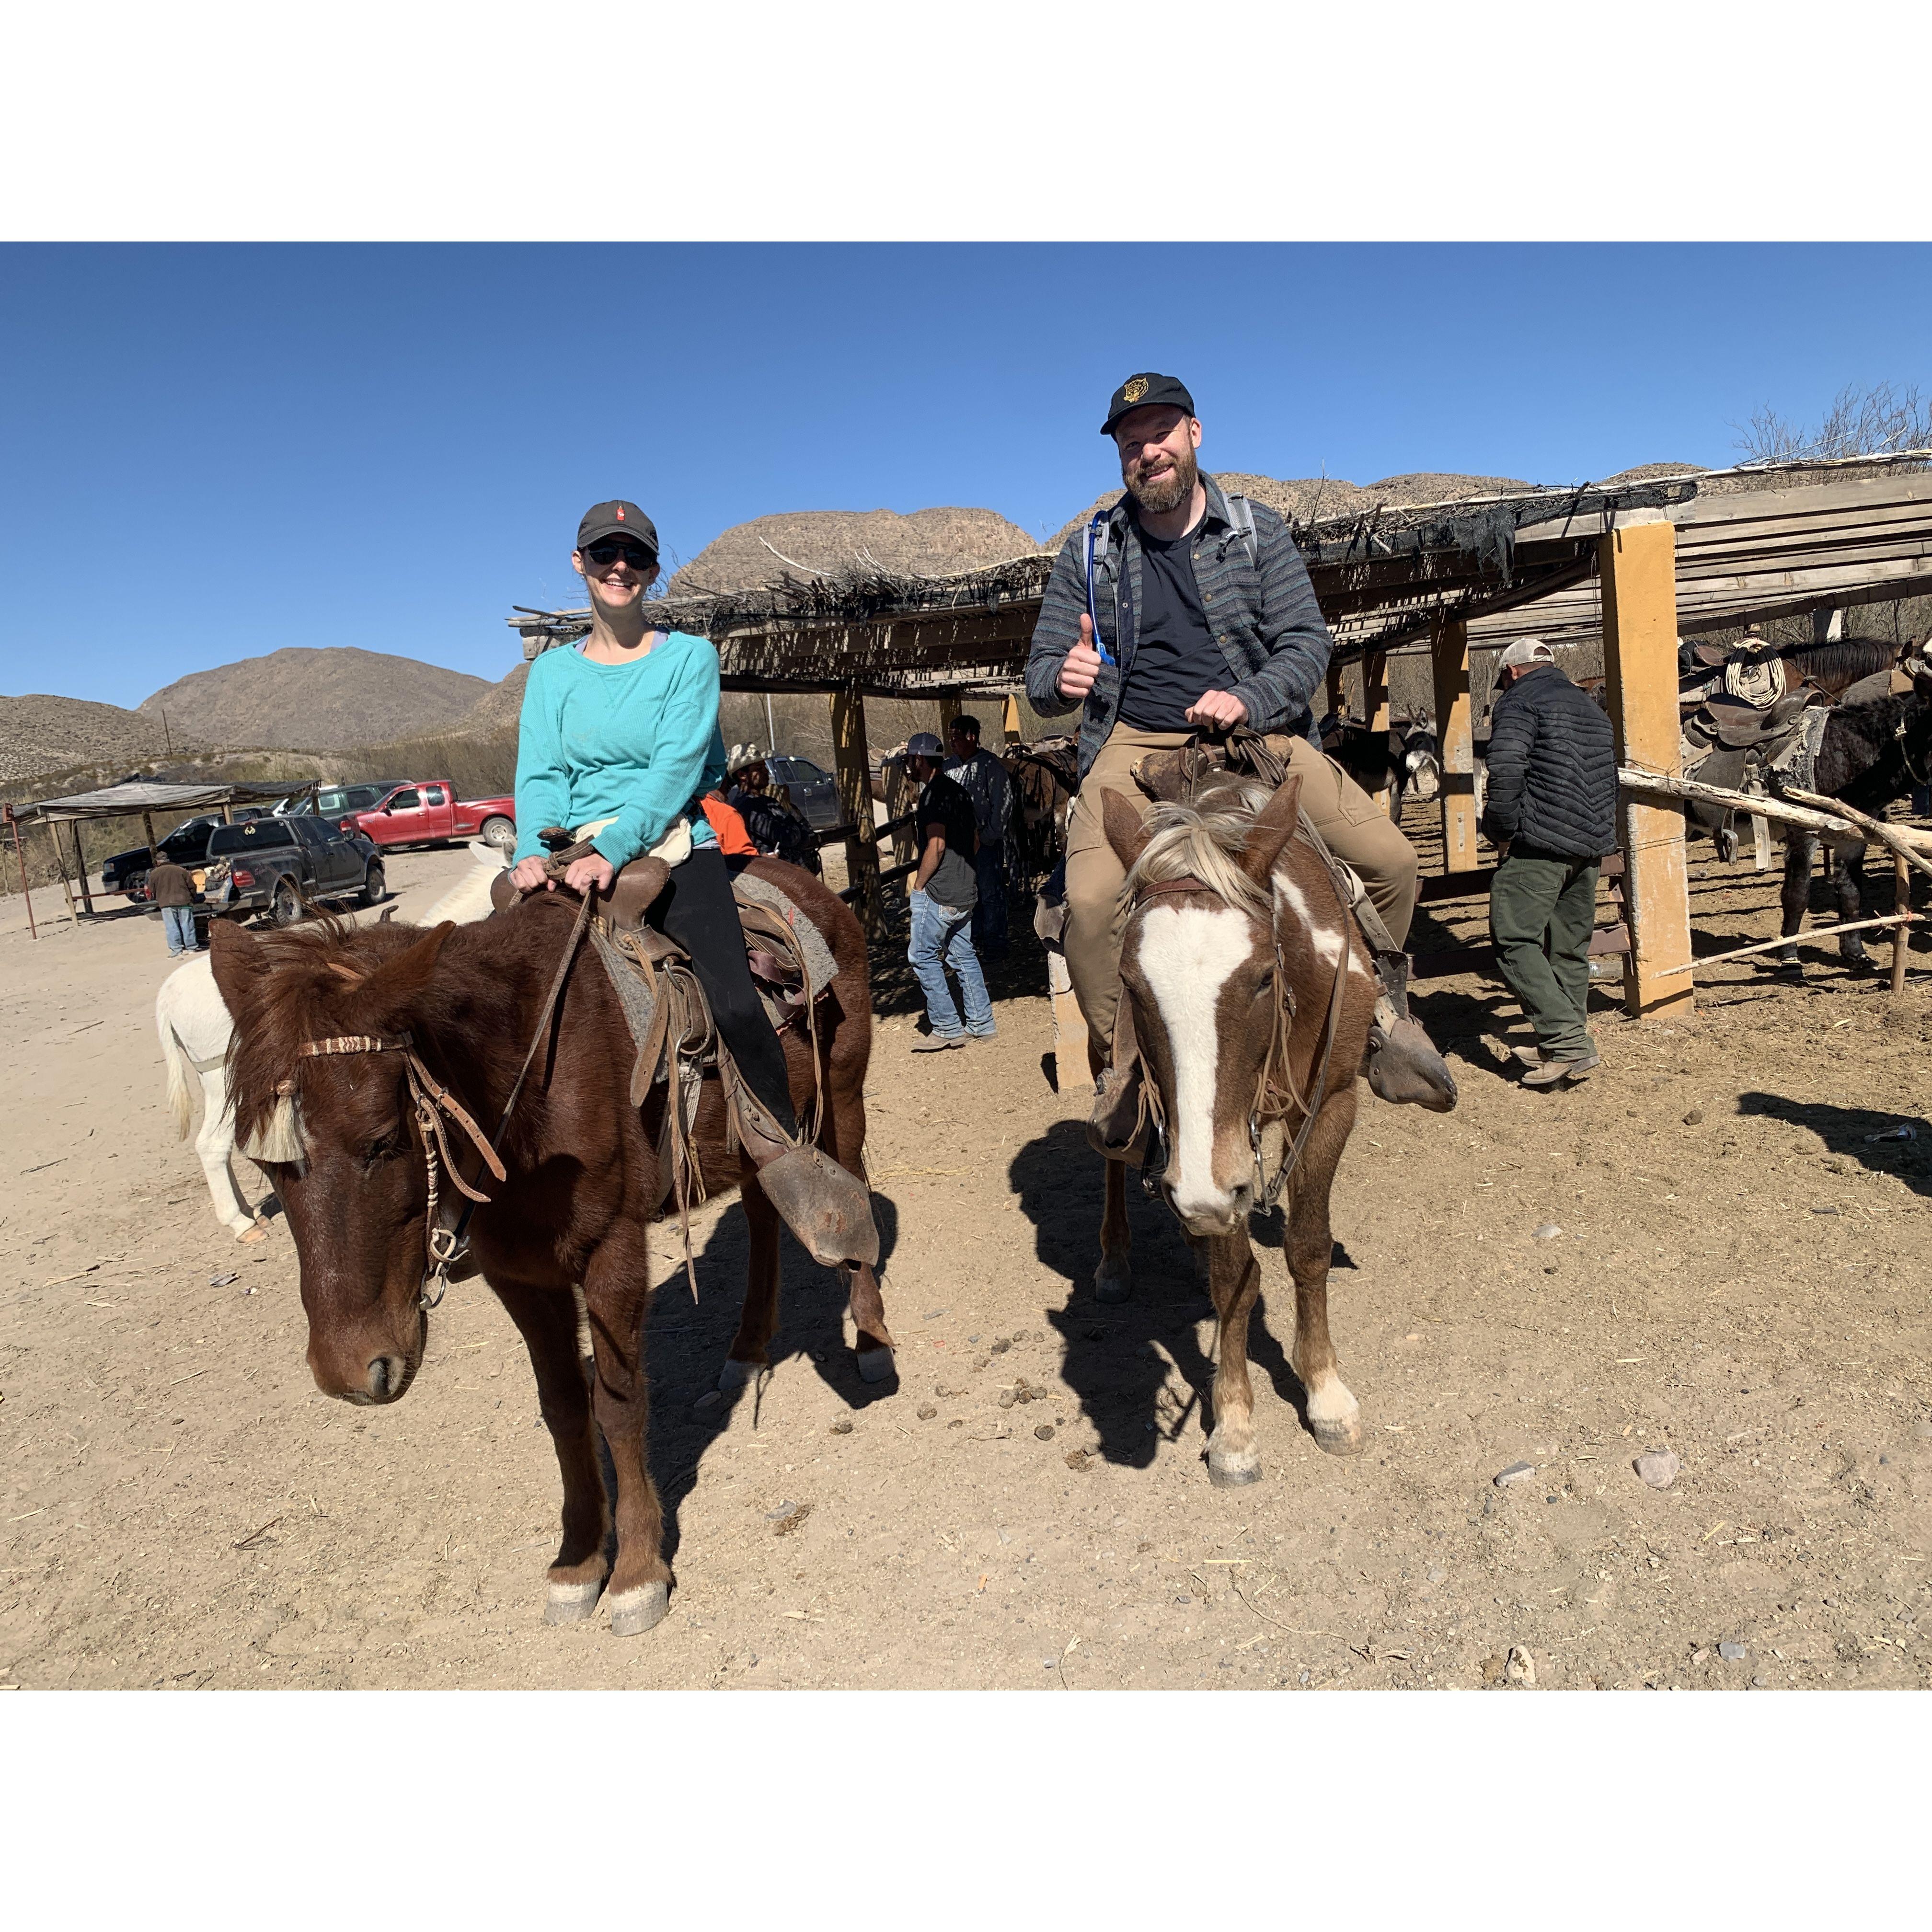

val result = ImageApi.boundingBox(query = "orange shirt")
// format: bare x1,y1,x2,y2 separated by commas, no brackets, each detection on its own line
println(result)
701,793,759,857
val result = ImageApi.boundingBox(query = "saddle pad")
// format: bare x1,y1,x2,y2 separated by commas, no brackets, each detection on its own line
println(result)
733,871,839,994
1767,702,1832,794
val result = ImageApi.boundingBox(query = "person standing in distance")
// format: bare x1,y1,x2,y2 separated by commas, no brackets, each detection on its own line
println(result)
902,732,994,1051
1025,372,1456,1138
944,712,1014,957
1481,637,1618,1087
148,849,200,956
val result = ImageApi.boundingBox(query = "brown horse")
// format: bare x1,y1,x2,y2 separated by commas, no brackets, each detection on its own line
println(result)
209,861,891,1637
1095,772,1379,1483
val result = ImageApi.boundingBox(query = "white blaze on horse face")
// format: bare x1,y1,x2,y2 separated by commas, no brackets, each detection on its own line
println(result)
1135,901,1255,1224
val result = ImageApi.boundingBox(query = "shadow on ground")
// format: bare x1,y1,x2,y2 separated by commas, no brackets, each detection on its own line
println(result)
1735,1091,1932,1197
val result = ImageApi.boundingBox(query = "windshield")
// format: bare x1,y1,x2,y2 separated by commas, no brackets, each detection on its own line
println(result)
208,820,297,857
316,785,382,816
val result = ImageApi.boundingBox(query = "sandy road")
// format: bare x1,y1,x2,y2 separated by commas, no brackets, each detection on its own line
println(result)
3,829,1930,1690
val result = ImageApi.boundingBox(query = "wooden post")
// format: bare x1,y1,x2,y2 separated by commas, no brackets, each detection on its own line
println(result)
882,755,917,869
1325,660,1346,721
50,816,77,921
1893,852,1911,994
829,689,880,930
936,691,963,746
1047,945,1088,1088
5,806,36,940
1001,693,1023,746
1362,651,1392,813
1431,617,1476,873
72,821,95,916
1752,813,1772,871
1602,515,1694,1022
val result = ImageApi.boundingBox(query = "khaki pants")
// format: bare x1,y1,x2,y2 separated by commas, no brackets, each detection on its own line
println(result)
1064,723,1422,1058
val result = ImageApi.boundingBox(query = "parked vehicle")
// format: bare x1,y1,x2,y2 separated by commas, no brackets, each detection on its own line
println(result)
101,811,265,899
202,815,386,925
766,755,840,830
345,781,517,852
276,781,399,827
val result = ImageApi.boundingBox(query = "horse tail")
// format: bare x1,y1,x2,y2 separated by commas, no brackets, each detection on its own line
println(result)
159,1016,195,1141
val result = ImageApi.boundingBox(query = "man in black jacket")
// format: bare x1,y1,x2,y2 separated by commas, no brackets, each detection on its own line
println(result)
1482,638,1619,1087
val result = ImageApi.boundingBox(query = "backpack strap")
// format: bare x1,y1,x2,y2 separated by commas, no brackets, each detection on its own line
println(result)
1083,510,1119,664
1222,491,1258,571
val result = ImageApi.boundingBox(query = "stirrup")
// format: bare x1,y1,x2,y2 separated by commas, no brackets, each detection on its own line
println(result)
731,1089,879,1268
1364,954,1457,1112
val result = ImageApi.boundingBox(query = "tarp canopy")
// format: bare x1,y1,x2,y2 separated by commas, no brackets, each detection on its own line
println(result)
25,779,313,822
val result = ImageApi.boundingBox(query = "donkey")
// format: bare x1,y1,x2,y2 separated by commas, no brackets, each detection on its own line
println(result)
1774,674,1932,971
1095,771,1380,1484
209,862,891,1637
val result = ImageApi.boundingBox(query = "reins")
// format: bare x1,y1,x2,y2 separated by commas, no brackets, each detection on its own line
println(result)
284,885,597,1311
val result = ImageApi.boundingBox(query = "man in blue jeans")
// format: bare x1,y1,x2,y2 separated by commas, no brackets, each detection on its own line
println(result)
147,851,201,957
945,712,1013,956
903,733,994,1052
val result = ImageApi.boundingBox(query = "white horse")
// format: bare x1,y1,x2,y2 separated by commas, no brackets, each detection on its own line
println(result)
158,842,510,1237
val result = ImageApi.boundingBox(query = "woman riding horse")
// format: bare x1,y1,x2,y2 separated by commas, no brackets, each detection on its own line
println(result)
508,499,874,1260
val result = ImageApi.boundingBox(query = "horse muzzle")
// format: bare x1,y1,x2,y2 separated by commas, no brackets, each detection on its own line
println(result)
307,1310,425,1406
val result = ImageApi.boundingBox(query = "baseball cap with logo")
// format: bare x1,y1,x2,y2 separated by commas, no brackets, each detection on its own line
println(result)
1101,372,1195,436
1496,637,1557,672
576,500,660,559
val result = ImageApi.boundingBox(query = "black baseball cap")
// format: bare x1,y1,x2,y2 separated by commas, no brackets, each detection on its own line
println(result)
576,501,659,558
1101,373,1196,436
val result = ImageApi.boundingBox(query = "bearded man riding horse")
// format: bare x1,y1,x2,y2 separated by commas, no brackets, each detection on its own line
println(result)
1026,373,1458,1478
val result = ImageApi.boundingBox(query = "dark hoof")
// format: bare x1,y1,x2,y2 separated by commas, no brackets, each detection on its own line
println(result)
608,1581,670,1637
1094,1258,1133,1305
854,1344,896,1385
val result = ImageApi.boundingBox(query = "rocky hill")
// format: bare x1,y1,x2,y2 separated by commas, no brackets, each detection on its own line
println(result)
0,693,199,787
669,506,1040,595
451,661,529,736
138,646,492,752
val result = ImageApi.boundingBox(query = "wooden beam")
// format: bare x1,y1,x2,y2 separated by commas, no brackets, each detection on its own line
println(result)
1362,650,1391,812
1602,517,1694,1022
828,690,881,932
1430,617,1476,872
72,821,95,916
1325,659,1345,719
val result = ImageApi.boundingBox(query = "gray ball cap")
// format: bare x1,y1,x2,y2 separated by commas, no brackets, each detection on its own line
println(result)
905,732,944,757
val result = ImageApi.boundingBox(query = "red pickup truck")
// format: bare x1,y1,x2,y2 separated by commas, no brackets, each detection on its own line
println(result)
343,782,517,853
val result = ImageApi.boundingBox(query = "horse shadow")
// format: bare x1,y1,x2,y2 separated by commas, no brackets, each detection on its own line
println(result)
1006,1119,1323,1472
631,1185,904,1565
1735,1091,1932,1197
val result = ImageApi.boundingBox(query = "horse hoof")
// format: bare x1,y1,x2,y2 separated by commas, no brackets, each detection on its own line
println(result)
1311,1416,1366,1458
717,1357,763,1392
1095,1260,1133,1305
235,1222,268,1245
1207,1449,1262,1488
543,1579,604,1626
608,1581,670,1637
854,1345,896,1385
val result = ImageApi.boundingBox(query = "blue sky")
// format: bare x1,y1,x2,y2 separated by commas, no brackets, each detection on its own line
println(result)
5,242,1931,709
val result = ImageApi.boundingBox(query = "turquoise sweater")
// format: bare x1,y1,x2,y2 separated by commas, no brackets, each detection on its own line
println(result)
512,631,729,870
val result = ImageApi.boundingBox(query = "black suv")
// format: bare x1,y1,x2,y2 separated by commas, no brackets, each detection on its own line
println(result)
203,815,386,924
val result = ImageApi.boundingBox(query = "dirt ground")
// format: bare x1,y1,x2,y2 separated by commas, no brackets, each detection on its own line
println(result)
4,815,1931,1692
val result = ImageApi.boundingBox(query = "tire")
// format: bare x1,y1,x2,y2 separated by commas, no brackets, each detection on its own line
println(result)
478,816,516,853
270,875,302,927
359,862,387,907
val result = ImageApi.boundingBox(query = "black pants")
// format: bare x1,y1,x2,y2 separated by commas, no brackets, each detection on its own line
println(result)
646,846,799,1138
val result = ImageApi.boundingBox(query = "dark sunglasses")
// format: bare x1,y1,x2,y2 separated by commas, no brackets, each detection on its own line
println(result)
583,539,656,568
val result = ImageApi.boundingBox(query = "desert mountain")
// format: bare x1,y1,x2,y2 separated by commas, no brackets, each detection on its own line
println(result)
452,661,529,736
0,693,199,787
669,506,1040,596
138,646,492,751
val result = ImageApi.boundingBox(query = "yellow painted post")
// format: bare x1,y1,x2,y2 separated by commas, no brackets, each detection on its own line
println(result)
1362,650,1392,812
1431,617,1477,873
829,689,881,930
1001,693,1023,746
1601,515,1694,1022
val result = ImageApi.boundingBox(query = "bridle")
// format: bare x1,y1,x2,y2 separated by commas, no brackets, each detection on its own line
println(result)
275,887,596,1311
1128,855,1352,1214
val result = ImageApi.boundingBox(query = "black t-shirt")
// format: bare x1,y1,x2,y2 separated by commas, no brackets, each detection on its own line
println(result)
1118,522,1229,731
917,773,978,910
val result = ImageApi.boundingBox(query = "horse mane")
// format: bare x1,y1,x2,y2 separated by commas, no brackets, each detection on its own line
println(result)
1124,776,1277,919
1783,637,1897,685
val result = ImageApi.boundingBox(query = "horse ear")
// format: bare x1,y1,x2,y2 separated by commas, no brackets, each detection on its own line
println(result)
1102,789,1152,872
355,921,455,1030
1240,773,1305,883
208,918,270,1026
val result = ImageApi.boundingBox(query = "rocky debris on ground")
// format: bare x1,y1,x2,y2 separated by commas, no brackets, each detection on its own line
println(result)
1505,1645,1537,1687
1494,1461,1538,1487
1533,1223,1561,1240
1635,1449,1682,1489
1718,1641,1748,1661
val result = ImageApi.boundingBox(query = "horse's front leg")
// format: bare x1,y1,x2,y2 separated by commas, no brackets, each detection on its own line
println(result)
1835,839,1874,971
1777,829,1815,968
1288,1090,1365,1456
1203,1225,1265,1487
582,1231,671,1636
492,1277,610,1625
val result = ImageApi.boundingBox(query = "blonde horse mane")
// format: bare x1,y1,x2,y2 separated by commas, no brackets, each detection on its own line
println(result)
1122,775,1278,918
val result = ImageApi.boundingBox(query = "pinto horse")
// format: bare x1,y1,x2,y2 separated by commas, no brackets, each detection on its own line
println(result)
209,862,890,1637
1096,771,1380,1483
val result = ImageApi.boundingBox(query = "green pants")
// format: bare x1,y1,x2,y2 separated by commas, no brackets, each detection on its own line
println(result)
1489,850,1599,1058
